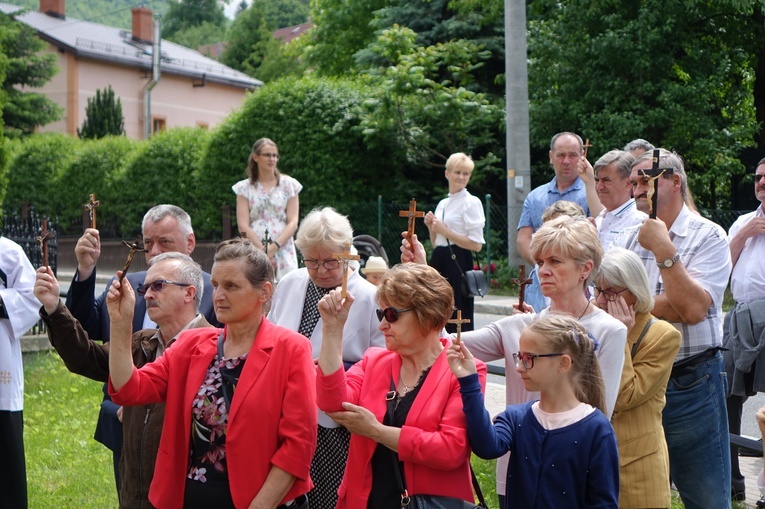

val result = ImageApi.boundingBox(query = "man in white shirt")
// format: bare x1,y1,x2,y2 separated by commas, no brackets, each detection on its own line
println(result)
723,156,765,501
613,148,732,509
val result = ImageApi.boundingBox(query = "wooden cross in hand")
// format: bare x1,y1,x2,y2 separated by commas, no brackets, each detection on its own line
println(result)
399,199,424,252
332,242,359,299
36,219,55,267
448,309,471,345
119,235,147,284
510,265,533,311
84,194,100,229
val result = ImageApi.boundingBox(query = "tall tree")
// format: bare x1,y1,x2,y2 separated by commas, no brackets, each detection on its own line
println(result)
78,86,125,139
221,2,281,77
0,13,62,138
163,0,226,41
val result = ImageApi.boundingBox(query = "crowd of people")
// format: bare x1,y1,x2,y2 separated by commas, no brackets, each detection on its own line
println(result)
2,133,765,509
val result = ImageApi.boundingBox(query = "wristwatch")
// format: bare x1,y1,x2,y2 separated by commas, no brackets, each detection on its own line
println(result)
656,253,680,269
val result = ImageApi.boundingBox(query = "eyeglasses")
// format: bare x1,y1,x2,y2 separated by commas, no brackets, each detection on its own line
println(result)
755,174,765,182
260,153,279,159
513,352,564,370
303,258,340,270
593,286,628,302
137,279,191,296
376,307,412,323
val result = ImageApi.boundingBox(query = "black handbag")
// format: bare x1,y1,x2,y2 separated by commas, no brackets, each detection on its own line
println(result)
446,242,488,298
385,379,488,509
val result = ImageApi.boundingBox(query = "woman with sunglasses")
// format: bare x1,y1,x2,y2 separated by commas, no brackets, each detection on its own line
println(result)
594,248,681,509
233,137,302,281
108,238,317,509
316,263,487,508
268,207,384,509
457,215,627,507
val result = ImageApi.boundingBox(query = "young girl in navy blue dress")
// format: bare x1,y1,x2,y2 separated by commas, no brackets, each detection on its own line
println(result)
447,314,619,508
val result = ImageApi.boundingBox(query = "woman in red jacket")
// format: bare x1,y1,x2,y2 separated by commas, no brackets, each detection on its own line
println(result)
316,263,487,508
108,239,316,509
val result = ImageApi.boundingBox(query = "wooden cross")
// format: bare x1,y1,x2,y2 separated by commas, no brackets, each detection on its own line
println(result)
510,265,533,310
638,149,674,220
448,309,471,345
398,198,425,252
332,242,359,299
119,235,147,283
261,228,272,251
582,138,593,159
36,219,54,267
84,194,100,229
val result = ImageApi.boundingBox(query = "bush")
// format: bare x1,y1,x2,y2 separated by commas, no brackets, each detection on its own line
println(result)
116,127,210,237
195,75,403,237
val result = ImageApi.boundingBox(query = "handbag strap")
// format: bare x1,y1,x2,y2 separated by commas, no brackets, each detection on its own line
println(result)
385,377,488,508
631,318,656,359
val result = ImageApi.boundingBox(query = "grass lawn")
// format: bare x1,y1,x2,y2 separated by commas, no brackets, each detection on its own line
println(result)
23,350,117,508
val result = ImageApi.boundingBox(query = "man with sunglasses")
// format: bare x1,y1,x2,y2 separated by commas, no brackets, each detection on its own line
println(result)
64,204,219,498
724,156,765,502
35,252,214,508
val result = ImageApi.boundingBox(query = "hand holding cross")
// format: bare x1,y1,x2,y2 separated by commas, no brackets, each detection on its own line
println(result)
332,242,359,299
119,235,147,284
510,265,533,311
261,229,272,251
448,309,471,345
36,219,55,267
399,199,425,253
583,138,593,159
84,194,100,229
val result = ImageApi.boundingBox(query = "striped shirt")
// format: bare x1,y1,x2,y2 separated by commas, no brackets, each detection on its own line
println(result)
595,199,647,250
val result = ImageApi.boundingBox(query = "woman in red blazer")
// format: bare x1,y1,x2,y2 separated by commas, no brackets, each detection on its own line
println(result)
316,263,487,509
108,240,316,509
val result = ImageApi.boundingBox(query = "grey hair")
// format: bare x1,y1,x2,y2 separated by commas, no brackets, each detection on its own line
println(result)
757,157,765,168
142,205,194,237
295,207,353,253
549,132,584,153
593,150,635,180
633,148,688,202
596,248,654,314
622,139,655,153
541,200,585,223
149,252,203,311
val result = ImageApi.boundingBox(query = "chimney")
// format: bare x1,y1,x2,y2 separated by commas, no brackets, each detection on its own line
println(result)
132,7,154,43
40,0,65,19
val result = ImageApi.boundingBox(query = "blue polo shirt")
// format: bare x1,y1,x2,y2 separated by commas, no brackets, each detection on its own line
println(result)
517,176,590,231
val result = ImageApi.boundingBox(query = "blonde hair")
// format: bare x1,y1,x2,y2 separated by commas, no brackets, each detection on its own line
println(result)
445,152,474,173
377,263,454,335
527,314,606,414
541,201,585,222
530,215,602,286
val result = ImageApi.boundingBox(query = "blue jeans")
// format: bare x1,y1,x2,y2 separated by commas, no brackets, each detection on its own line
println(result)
662,353,731,509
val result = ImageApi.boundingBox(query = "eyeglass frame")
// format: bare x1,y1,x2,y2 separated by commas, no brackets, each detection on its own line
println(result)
755,173,765,182
302,257,341,271
259,152,279,159
512,351,565,370
376,307,412,323
593,286,628,302
136,279,191,296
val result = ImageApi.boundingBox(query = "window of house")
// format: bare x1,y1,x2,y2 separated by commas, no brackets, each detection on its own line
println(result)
152,116,166,134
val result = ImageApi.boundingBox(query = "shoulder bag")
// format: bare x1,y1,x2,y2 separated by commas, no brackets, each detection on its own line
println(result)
446,242,488,298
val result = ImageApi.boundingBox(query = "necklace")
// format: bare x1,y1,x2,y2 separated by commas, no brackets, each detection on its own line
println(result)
399,361,437,396
578,299,591,319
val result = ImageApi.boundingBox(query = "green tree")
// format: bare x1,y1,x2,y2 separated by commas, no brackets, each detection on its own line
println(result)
168,20,227,49
221,2,280,77
78,86,125,139
253,0,309,29
0,13,62,138
163,0,226,42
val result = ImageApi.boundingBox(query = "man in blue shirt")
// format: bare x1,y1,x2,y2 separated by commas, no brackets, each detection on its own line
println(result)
517,132,590,265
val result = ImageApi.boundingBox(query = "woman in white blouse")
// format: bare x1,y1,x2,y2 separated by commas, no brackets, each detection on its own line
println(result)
424,153,485,332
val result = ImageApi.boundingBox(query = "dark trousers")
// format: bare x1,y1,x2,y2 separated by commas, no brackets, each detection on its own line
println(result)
430,245,475,333
0,410,27,509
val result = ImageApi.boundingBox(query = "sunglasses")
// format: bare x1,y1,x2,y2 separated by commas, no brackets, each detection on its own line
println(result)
512,351,564,370
376,307,412,323
136,279,191,296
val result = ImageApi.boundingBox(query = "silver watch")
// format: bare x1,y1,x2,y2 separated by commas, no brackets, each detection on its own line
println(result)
656,253,680,269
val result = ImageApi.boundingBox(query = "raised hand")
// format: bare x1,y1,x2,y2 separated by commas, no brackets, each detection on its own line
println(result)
34,266,61,314
75,228,101,280
400,231,427,264
318,289,354,332
446,340,477,379
106,271,135,327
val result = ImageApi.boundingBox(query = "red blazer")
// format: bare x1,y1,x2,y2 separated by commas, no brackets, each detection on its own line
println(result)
110,319,317,509
316,338,487,509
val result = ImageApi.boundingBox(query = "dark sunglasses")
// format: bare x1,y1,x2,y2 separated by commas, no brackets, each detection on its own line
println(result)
136,279,191,296
376,307,412,323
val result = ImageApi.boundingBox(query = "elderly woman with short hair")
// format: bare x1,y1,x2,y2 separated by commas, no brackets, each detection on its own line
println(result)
316,263,487,508
268,207,384,509
594,247,681,509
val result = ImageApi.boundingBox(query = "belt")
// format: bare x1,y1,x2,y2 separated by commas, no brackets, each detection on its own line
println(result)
277,494,308,509
670,347,722,379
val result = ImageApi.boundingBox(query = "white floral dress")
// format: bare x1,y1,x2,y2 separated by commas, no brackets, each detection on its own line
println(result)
232,175,302,281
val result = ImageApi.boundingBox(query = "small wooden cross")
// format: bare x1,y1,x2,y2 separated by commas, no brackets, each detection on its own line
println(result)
638,149,674,220
119,235,147,284
398,198,425,252
510,265,533,310
448,309,471,345
332,242,360,299
84,194,100,229
583,138,593,159
36,219,54,267
261,228,272,251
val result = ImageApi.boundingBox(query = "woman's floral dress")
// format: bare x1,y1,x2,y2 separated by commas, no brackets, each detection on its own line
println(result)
232,175,302,281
